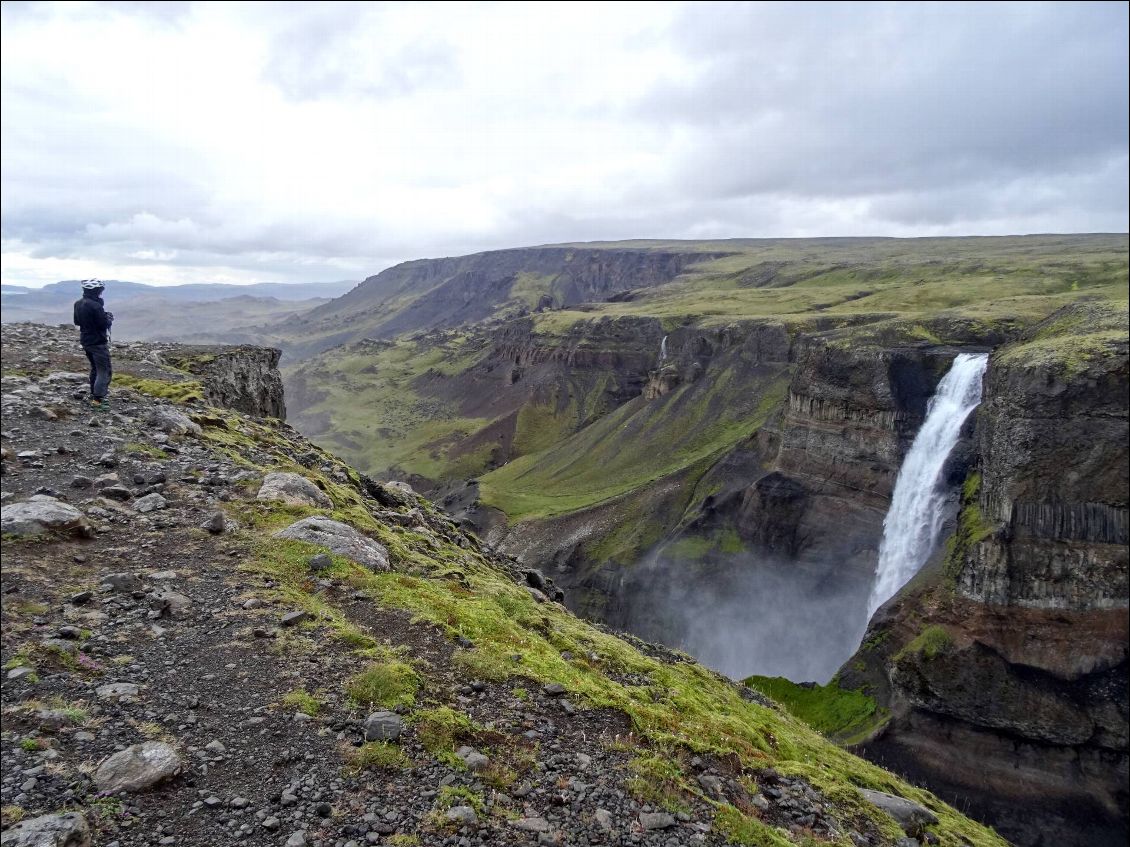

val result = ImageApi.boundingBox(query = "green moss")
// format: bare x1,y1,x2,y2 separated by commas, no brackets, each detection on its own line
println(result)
435,785,485,814
943,472,993,588
743,676,887,745
895,626,953,662
625,754,692,813
280,688,322,716
713,805,792,846
346,741,410,773
114,373,205,404
412,706,481,759
346,662,420,710
122,442,169,459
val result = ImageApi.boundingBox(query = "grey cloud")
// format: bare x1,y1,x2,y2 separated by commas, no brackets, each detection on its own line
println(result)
643,2,1128,207
260,2,459,102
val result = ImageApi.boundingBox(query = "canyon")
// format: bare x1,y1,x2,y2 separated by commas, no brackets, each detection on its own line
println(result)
274,235,1128,847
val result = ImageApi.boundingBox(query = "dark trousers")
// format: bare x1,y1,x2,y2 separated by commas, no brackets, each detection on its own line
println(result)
82,343,113,399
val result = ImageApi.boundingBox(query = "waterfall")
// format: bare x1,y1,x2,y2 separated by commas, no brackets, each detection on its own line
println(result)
659,335,668,364
867,352,989,615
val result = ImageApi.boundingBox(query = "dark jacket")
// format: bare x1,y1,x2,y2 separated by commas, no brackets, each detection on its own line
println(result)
73,290,113,347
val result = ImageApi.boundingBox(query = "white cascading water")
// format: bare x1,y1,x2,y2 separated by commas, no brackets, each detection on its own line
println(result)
867,352,989,616
659,335,668,364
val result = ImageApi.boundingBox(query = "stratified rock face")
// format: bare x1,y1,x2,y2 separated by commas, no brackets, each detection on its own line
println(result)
959,346,1129,609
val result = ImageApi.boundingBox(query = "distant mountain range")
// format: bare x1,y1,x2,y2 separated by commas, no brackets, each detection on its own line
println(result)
0,279,359,342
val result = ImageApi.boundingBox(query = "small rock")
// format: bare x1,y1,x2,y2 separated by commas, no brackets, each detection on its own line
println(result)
639,812,676,830
284,833,307,847
96,682,140,701
456,745,489,771
445,806,477,826
859,789,939,836
594,808,614,831
511,817,551,833
363,711,404,742
101,573,142,593
134,493,167,512
280,610,310,628
201,511,226,534
308,553,332,572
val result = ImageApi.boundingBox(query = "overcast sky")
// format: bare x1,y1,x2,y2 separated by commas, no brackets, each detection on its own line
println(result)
2,1,1127,287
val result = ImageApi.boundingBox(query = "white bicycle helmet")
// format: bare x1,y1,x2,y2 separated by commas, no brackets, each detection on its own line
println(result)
80,278,104,290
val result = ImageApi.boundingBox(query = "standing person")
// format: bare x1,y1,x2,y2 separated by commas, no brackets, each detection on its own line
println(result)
73,279,114,410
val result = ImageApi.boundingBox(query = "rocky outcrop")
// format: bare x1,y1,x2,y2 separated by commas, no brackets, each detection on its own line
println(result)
839,317,1129,847
161,345,286,419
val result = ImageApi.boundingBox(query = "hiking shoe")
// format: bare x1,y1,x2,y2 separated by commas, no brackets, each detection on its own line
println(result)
91,399,110,412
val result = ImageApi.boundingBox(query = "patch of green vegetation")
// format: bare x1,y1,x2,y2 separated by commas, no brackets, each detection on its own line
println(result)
509,271,557,309
943,472,994,588
6,599,49,616
625,754,692,813
435,784,485,814
284,333,493,481
122,442,169,459
412,706,480,761
1,805,26,826
19,738,47,752
385,836,421,847
346,662,420,710
713,804,792,847
480,368,791,520
996,300,1128,376
743,676,888,745
280,688,322,716
895,626,954,662
345,741,410,773
114,373,205,404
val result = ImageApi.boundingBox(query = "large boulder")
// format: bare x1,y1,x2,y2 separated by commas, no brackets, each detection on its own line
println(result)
147,407,201,436
1,496,91,538
94,741,182,794
858,788,939,836
257,472,333,509
273,517,389,570
0,811,90,846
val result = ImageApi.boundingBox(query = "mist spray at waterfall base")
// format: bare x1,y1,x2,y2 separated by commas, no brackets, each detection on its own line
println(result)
621,551,873,683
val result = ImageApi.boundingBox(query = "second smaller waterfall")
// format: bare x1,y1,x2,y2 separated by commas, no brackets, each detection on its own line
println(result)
867,352,989,615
